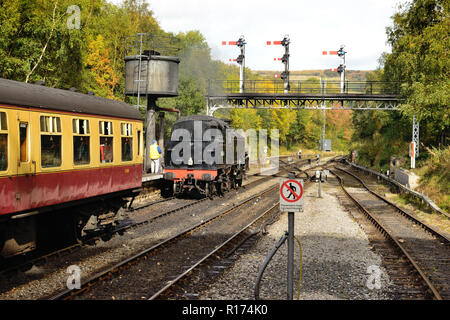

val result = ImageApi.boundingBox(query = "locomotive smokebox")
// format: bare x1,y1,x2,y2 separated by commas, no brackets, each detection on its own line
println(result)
124,54,180,97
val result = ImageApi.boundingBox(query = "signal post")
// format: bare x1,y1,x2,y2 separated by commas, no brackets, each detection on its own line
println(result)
323,45,346,93
222,36,246,93
268,35,290,93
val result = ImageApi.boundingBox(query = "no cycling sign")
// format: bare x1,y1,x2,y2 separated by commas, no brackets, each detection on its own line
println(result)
280,178,304,212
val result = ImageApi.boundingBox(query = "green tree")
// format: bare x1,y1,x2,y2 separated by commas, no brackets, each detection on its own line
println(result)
0,0,89,88
382,0,449,147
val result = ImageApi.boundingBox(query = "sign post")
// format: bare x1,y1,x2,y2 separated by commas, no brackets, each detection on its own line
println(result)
280,173,304,300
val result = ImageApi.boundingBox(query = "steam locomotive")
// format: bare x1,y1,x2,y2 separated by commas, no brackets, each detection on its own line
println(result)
162,115,248,198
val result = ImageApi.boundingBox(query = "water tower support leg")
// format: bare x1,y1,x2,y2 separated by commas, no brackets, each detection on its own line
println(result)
145,98,157,173
158,112,165,167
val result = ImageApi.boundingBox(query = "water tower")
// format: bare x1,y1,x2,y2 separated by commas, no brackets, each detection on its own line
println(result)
124,33,180,173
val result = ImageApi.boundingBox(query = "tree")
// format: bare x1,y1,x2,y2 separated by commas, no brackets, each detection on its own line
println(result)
0,0,88,88
382,0,449,147
86,35,119,99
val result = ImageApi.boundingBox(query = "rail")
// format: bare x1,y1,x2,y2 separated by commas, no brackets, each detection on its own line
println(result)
347,160,449,219
331,167,445,300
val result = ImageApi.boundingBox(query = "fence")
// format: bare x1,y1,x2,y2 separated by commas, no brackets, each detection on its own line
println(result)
208,80,401,95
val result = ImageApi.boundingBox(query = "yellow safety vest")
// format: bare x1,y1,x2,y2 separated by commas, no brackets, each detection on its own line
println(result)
150,144,160,160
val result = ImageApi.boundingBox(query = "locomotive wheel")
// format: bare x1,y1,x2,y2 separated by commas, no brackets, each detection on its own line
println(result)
205,182,214,199
224,182,230,194
161,180,174,198
216,181,225,197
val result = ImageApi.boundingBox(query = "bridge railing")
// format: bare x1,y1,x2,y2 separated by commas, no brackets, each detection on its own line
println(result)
208,80,401,96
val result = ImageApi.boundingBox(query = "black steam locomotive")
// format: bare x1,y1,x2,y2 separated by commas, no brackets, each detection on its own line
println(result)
162,115,248,197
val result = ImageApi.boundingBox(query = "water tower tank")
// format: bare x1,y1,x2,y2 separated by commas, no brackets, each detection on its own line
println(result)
124,54,180,97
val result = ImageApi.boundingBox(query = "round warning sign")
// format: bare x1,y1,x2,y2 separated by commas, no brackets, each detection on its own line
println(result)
280,179,303,203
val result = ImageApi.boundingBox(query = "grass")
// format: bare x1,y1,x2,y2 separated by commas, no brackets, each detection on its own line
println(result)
385,192,450,235
413,146,450,212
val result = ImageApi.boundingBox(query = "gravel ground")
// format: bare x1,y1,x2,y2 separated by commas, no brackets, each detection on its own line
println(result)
199,176,398,300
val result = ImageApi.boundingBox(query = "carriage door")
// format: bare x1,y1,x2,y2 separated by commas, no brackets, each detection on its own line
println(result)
15,110,34,211
17,111,32,175
8,110,37,257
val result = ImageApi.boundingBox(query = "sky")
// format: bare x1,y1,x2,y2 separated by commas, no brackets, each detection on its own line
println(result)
110,0,402,71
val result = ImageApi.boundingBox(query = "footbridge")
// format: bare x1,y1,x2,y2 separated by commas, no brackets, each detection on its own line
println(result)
206,79,402,115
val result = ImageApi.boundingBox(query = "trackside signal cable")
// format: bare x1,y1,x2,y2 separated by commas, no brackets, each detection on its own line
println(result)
254,233,288,300
254,233,303,300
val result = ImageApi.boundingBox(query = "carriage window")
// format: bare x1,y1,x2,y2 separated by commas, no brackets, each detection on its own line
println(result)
41,135,61,167
74,136,90,165
121,123,133,162
100,121,113,163
40,116,61,133
0,112,7,130
73,119,90,165
40,115,62,168
100,137,113,163
99,121,113,135
0,112,7,171
19,122,28,162
73,119,90,135
0,134,7,171
137,130,142,156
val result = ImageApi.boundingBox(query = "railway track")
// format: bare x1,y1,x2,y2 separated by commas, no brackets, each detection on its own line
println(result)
152,165,320,300
0,159,315,296
331,165,450,300
46,161,320,300
0,159,305,273
47,182,281,299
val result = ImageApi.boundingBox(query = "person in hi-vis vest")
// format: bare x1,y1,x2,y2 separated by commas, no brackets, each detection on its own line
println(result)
150,140,162,173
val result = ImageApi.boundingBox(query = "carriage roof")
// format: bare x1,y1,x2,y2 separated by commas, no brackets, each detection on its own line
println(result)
0,78,142,120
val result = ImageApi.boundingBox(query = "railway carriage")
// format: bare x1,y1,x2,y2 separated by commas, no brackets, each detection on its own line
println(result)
0,78,144,258
162,115,248,198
